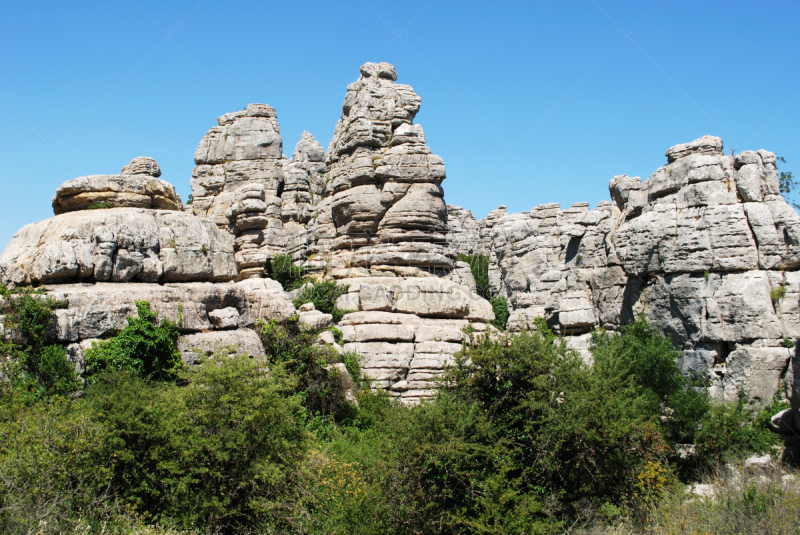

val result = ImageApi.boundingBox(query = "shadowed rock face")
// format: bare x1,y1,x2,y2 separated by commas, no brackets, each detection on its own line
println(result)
52,157,182,215
304,62,453,276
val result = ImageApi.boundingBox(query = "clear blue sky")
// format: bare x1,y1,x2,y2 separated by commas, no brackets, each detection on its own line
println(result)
2,1,799,251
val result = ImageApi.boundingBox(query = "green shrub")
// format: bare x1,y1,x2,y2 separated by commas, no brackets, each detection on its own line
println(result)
490,295,509,330
0,285,78,399
457,253,491,298
692,394,787,468
379,327,673,531
267,254,305,291
293,280,352,322
84,301,181,381
86,202,115,210
85,355,309,532
590,317,709,445
0,396,117,533
259,318,356,422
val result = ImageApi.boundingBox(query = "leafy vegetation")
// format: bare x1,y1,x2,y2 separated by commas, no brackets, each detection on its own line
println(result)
0,296,792,534
266,253,305,291
457,253,491,298
0,285,78,400
293,280,353,323
85,202,115,210
84,301,182,381
778,156,799,210
490,294,509,330
770,284,787,302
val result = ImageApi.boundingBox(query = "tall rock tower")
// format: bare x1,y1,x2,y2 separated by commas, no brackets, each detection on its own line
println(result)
306,62,453,277
190,104,288,278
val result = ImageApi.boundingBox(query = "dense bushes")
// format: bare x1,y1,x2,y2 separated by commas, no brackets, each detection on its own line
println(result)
0,285,78,399
0,294,792,533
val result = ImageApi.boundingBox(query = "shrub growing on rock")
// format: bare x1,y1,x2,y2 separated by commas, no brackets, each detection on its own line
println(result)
490,295,509,330
259,318,357,422
266,253,305,291
0,285,78,399
84,301,181,381
293,281,352,323
457,253,491,298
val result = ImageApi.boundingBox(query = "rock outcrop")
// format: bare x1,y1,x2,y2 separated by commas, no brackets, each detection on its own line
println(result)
0,208,238,285
3,64,799,412
52,157,183,215
474,135,800,408
339,311,495,403
190,104,288,278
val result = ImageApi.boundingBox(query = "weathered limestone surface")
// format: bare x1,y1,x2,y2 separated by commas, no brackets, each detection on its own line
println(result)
339,311,495,403
52,157,182,215
6,64,800,417
45,280,294,343
474,135,800,409
446,205,484,256
191,104,288,278
178,329,266,365
305,62,453,275
0,208,238,285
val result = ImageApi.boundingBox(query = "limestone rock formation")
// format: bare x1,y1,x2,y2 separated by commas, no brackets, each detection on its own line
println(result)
52,157,182,214
281,132,328,262
191,104,284,228
5,64,800,414
446,205,484,256
0,208,238,285
339,311,495,403
481,135,800,408
306,62,452,275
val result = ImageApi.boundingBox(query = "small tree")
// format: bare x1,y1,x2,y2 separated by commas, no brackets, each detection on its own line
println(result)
778,156,799,210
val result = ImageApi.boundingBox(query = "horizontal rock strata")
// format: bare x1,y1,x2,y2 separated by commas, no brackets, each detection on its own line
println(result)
455,135,800,408
339,311,495,403
52,157,182,214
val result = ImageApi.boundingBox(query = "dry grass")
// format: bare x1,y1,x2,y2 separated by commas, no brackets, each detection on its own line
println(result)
574,462,800,535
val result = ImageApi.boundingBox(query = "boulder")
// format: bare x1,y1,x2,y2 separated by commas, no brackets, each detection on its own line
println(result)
52,157,182,215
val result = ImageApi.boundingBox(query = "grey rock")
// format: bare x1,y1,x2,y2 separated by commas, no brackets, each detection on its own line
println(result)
178,329,265,365
0,208,237,286
52,157,182,215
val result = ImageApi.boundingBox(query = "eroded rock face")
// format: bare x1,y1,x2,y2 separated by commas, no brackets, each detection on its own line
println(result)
0,208,238,285
339,311,496,403
191,104,288,278
45,279,294,343
52,157,182,214
305,62,453,275
482,135,800,408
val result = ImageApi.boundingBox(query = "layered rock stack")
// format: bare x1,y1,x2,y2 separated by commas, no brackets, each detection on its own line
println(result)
52,157,182,214
281,132,327,262
191,104,288,277
227,184,285,279
306,62,452,277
